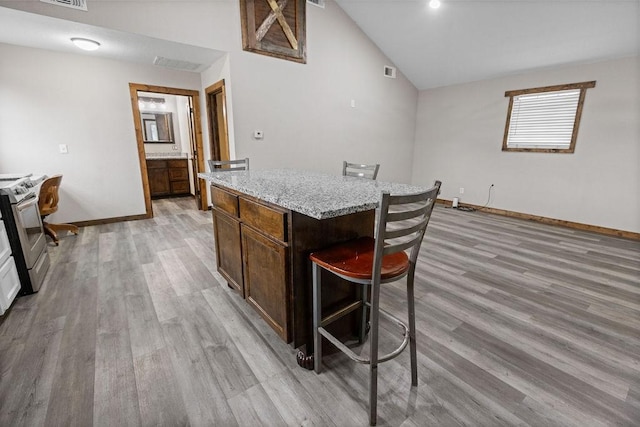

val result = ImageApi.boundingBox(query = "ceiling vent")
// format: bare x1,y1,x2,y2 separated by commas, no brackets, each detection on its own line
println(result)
307,0,325,8
40,0,88,11
383,65,397,79
153,56,204,72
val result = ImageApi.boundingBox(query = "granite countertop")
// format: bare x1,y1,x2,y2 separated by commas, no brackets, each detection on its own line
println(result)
198,169,427,220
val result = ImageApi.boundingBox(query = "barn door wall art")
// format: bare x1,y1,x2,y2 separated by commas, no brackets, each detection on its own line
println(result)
240,0,307,63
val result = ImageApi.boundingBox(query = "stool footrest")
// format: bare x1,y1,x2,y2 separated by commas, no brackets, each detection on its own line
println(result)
318,307,409,365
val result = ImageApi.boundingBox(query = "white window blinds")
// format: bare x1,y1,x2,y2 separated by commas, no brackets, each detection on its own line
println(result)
506,89,580,150
502,81,595,153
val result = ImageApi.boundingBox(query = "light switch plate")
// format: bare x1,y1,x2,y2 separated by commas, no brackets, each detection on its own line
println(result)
59,144,68,154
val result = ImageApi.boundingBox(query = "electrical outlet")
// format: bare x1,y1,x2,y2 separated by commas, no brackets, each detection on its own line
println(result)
459,187,464,194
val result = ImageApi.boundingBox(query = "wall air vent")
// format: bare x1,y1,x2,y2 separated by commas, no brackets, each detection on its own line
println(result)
383,66,397,79
153,56,204,72
307,0,325,8
40,0,87,11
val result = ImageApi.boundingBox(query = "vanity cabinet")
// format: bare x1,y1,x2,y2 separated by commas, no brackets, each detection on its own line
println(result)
146,159,190,198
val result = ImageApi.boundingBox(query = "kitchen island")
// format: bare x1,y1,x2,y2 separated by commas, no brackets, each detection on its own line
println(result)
198,169,426,364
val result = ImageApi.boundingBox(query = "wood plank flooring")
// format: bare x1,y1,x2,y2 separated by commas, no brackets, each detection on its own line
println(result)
0,197,638,426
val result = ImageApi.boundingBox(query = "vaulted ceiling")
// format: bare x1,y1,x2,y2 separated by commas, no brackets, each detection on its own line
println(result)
335,0,639,89
0,1,638,91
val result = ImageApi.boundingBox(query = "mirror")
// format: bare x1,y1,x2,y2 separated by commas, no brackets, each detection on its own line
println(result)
141,112,174,143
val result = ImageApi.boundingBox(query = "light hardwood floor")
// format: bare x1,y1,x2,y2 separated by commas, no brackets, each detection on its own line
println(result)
0,197,638,426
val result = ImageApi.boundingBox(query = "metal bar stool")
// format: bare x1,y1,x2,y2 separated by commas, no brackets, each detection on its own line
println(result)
342,161,380,180
208,158,249,172
309,180,441,426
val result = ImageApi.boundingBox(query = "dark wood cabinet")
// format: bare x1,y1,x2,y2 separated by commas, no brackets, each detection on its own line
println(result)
242,225,289,340
211,185,291,340
212,209,243,295
148,165,170,196
210,184,374,350
147,159,190,198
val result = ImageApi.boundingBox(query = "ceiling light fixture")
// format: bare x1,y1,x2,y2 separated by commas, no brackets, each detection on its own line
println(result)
70,37,101,51
429,0,441,9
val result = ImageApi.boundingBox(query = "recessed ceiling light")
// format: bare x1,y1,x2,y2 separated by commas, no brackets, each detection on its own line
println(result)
429,0,441,9
70,37,100,51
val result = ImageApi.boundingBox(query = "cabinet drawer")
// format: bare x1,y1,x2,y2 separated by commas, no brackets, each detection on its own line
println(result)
168,159,188,168
239,197,287,242
211,186,239,217
168,168,188,181
170,181,190,194
146,160,167,169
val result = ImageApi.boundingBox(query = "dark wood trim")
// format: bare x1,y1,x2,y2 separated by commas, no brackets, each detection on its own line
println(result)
568,84,588,153
129,83,207,215
504,81,596,97
501,95,515,152
70,214,148,228
436,198,639,240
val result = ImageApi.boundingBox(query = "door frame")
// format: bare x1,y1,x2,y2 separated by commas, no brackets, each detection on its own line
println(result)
205,79,231,163
129,83,208,217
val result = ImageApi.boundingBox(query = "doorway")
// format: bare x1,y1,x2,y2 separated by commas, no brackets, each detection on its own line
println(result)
129,83,208,217
205,80,230,164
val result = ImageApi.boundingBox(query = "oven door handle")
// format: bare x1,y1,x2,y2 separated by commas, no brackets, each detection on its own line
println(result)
16,195,39,212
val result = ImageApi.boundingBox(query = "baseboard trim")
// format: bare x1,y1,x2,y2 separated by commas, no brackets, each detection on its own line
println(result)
436,199,639,240
71,213,150,228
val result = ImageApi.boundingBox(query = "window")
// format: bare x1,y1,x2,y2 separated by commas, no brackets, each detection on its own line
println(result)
502,81,596,153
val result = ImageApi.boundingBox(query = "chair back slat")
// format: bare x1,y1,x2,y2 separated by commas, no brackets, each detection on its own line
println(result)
382,234,424,256
386,205,429,223
384,217,428,240
208,158,249,172
342,161,380,180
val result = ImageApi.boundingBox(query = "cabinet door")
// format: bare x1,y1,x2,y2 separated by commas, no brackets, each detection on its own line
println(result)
0,257,20,315
241,225,290,341
148,168,170,196
212,209,244,296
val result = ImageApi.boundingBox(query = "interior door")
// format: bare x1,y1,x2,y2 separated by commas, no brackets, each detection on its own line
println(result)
205,80,230,166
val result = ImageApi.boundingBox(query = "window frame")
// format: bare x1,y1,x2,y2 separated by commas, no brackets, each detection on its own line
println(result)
502,81,596,153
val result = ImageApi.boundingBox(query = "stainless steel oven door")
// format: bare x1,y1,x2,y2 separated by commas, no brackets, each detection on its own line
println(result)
13,195,46,269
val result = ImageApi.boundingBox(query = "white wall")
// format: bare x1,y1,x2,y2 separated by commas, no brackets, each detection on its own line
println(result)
0,43,201,222
412,56,640,233
1,0,420,184
228,1,418,182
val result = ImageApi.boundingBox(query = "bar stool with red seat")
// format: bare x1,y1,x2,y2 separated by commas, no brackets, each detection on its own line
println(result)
309,180,441,426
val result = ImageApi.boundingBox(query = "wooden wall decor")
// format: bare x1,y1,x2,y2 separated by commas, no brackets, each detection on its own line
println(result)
240,0,307,63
